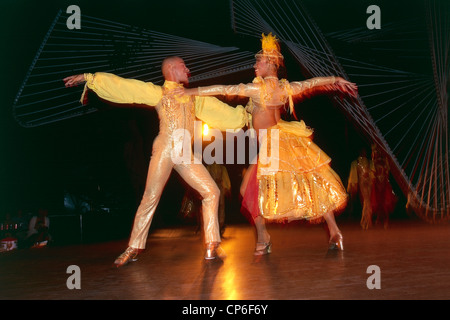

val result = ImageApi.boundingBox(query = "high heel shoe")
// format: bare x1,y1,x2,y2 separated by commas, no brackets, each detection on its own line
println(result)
254,241,272,256
328,232,344,251
204,243,226,260
114,247,140,268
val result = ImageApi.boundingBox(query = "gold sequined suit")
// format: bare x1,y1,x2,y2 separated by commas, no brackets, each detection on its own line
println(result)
198,76,348,223
81,73,248,248
207,163,231,230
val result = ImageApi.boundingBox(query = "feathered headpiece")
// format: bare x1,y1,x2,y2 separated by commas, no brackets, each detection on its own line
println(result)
255,33,284,67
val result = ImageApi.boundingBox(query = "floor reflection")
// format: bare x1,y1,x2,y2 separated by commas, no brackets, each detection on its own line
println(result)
199,259,224,299
2,221,450,299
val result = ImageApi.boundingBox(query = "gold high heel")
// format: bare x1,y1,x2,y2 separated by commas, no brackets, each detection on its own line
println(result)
254,241,272,256
328,232,344,251
114,247,140,268
204,243,226,260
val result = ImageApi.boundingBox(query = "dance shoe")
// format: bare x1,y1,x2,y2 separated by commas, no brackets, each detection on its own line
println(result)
254,241,272,256
328,232,344,251
204,243,226,260
114,247,140,268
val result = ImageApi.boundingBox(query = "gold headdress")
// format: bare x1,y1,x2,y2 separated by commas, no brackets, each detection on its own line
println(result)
255,33,284,67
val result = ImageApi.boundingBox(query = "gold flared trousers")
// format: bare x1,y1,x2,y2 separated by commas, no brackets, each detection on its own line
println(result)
129,135,220,249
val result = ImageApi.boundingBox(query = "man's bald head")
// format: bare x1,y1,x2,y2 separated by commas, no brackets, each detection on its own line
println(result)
161,56,190,86
161,56,182,77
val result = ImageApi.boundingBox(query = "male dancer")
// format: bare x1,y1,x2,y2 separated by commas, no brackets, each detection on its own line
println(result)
64,56,249,266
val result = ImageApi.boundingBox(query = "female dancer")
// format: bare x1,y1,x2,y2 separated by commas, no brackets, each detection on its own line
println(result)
180,34,357,254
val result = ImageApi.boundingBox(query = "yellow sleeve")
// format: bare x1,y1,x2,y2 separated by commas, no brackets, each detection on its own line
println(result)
81,72,163,106
194,96,249,131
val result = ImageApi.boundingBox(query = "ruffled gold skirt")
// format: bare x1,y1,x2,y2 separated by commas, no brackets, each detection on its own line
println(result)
257,120,348,223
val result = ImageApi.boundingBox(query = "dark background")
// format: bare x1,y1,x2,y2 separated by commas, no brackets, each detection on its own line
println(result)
0,0,426,243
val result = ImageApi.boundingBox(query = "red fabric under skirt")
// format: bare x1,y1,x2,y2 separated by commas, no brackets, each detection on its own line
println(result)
240,164,259,222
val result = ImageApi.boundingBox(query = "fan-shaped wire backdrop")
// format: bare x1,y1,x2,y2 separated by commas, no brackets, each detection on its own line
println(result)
230,0,448,223
13,2,448,223
13,10,256,128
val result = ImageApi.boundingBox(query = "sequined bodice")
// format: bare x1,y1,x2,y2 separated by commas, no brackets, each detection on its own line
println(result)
252,77,292,108
157,88,196,138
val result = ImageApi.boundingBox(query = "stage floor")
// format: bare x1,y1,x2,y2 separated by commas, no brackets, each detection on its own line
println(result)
1,219,449,300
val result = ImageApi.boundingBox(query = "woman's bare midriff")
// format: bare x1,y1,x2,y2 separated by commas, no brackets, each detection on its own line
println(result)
251,104,282,133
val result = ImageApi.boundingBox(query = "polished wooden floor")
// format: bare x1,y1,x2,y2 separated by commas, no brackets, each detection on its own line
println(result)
1,218,450,300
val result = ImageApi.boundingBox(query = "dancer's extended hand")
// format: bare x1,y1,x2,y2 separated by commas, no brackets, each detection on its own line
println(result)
335,77,358,98
63,74,86,87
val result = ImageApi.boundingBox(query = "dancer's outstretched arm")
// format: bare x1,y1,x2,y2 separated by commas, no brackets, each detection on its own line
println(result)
64,72,163,106
290,76,358,99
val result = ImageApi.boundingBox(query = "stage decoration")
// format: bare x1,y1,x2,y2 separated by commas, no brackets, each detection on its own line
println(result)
230,0,449,223
13,10,255,128
12,2,449,223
